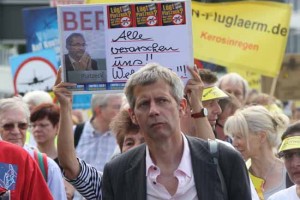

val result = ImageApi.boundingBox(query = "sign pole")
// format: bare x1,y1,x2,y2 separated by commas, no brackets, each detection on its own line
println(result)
270,74,279,96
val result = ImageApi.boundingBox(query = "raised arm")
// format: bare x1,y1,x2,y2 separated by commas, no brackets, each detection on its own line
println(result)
53,68,80,179
184,66,215,140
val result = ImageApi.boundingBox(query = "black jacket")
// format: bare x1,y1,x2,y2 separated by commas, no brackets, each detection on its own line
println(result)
102,135,252,200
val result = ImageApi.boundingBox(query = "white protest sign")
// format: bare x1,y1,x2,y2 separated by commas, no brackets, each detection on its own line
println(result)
106,27,192,82
58,0,193,93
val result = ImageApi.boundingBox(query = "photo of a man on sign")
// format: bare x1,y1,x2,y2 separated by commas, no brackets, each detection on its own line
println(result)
64,33,98,72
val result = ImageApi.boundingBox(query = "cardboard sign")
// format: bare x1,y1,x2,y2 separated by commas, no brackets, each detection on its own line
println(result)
192,1,291,77
261,54,300,100
57,0,193,94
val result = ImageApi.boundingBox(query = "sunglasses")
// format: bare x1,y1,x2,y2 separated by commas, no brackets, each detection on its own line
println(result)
1,122,28,131
279,151,300,160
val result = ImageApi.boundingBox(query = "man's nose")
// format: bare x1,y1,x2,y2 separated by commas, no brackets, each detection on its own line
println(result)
10,126,22,135
291,154,300,168
149,102,159,116
213,103,222,115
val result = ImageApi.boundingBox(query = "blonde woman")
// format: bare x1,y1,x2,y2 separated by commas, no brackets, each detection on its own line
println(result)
224,105,289,200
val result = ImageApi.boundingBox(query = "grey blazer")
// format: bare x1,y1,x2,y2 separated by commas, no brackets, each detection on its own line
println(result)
102,136,251,200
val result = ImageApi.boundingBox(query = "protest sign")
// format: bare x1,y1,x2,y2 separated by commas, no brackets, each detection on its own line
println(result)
261,54,300,100
57,0,193,93
192,1,291,77
9,49,58,95
22,6,91,109
22,7,61,66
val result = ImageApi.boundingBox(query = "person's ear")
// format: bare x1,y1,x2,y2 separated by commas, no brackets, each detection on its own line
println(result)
179,98,187,117
258,131,267,143
128,108,138,125
94,106,102,116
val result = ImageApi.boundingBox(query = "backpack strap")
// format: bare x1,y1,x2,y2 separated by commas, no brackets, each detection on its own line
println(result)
74,123,85,148
208,139,228,200
34,150,48,182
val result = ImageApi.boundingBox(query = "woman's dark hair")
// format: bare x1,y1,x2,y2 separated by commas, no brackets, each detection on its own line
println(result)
281,121,300,140
30,103,60,126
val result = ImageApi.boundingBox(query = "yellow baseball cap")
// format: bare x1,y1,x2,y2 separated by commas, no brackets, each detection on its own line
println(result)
202,86,228,101
278,136,300,155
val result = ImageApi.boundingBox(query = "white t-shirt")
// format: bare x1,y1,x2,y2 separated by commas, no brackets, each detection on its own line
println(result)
268,185,300,200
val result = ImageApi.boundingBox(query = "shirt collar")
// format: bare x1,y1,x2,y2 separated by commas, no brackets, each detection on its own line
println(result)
145,133,192,178
85,120,112,136
68,55,77,64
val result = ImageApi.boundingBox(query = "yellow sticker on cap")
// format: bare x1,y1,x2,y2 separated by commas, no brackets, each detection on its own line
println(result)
202,86,228,101
278,136,300,153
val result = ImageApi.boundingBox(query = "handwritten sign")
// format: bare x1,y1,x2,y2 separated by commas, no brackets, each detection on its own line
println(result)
57,0,193,94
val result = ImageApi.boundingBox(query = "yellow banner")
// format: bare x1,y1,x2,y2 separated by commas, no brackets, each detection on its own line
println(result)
192,1,291,77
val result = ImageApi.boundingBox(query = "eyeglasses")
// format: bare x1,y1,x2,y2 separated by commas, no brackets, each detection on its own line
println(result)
1,122,28,131
279,151,300,160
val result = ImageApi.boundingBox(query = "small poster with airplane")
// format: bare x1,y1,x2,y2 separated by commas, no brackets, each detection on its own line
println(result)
9,49,58,95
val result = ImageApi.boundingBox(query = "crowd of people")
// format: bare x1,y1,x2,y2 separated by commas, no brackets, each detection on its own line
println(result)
0,63,300,200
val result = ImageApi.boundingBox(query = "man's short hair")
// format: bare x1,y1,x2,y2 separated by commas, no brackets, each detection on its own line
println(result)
91,93,123,116
217,73,249,99
0,96,30,123
198,69,218,85
66,32,85,46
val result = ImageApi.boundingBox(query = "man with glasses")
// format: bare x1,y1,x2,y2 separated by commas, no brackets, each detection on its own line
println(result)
64,32,98,73
0,97,67,200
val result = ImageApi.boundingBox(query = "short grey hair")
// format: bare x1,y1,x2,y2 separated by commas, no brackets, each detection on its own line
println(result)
124,63,184,109
0,96,30,123
217,72,249,99
23,90,52,107
91,93,124,116
224,105,289,148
